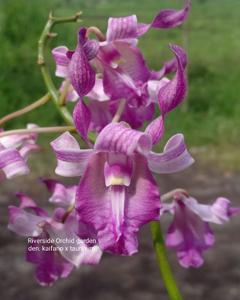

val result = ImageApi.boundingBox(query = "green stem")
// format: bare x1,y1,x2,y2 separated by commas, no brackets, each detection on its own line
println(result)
151,221,183,300
37,11,82,125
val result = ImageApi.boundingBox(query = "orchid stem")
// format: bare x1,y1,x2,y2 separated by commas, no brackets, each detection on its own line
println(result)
0,126,75,138
151,221,183,300
112,99,127,123
37,12,82,125
0,93,51,127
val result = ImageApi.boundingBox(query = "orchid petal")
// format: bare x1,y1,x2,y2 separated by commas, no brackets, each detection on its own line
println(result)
50,132,93,177
137,1,191,36
0,148,29,178
52,46,70,78
87,78,109,101
8,206,48,237
183,196,234,225
106,15,138,42
73,100,91,141
115,42,150,83
42,179,77,207
158,44,187,115
147,133,194,173
26,235,73,286
145,115,165,145
94,122,152,156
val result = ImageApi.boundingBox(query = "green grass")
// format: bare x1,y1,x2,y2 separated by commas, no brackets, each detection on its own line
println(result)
0,0,240,159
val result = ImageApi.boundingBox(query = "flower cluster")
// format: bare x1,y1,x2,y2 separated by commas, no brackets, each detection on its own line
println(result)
3,1,239,288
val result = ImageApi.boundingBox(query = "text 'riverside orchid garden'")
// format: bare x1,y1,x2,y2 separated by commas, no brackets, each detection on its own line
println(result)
0,1,239,299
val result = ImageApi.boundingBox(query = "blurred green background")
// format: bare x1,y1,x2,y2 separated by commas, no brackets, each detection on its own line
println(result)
0,0,240,167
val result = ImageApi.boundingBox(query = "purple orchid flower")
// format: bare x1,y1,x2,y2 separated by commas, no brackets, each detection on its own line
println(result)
51,122,194,255
8,182,102,286
161,193,240,268
0,124,39,179
51,2,190,137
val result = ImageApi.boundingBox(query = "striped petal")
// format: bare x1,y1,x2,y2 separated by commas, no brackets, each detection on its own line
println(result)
50,132,93,177
147,133,194,174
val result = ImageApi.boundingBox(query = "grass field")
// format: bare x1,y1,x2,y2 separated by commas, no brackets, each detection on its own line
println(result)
0,0,240,161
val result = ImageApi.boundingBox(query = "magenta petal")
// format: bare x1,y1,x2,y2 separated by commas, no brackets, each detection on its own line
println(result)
73,100,91,141
26,235,73,286
42,179,77,207
103,64,142,105
8,206,48,237
88,100,112,132
184,196,235,225
151,1,191,29
0,148,29,178
94,122,152,156
158,44,187,115
147,133,194,173
76,153,160,255
106,15,138,42
69,28,97,97
50,132,93,177
115,42,150,83
114,102,155,130
52,46,70,78
145,115,165,145
87,78,109,102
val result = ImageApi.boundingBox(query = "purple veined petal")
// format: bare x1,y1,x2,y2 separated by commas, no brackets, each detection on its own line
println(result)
147,78,170,103
52,46,70,78
95,122,152,156
76,153,160,255
158,44,188,115
50,132,94,177
102,63,143,106
151,1,191,29
137,0,191,36
114,42,150,83
88,100,112,132
83,39,100,61
145,115,165,145
165,198,215,268
8,206,48,237
69,28,97,97
0,148,29,178
73,100,91,141
45,220,102,267
183,196,234,225
147,133,194,174
42,179,77,207
87,78,109,101
59,81,79,102
26,234,74,286
106,15,138,42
